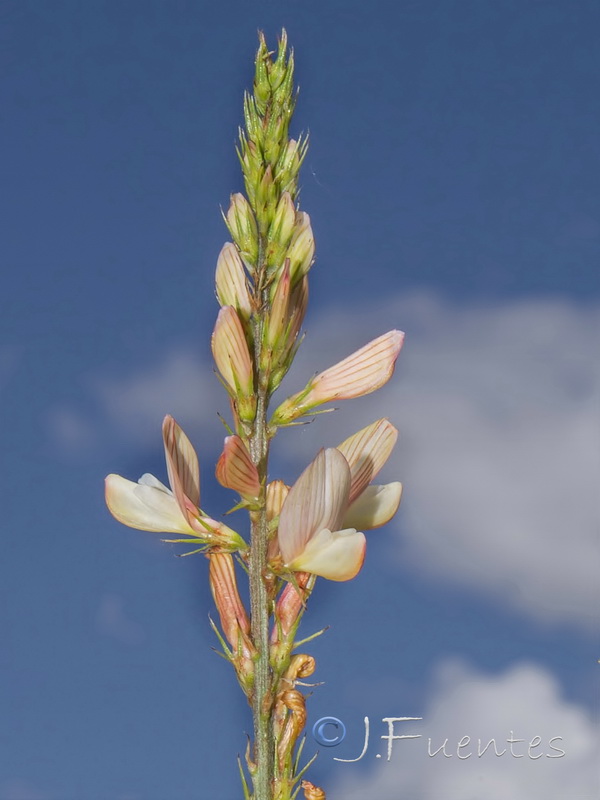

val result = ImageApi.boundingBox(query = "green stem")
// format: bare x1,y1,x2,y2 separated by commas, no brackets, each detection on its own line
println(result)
248,306,273,800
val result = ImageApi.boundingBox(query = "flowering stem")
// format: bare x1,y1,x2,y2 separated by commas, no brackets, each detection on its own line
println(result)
248,301,274,800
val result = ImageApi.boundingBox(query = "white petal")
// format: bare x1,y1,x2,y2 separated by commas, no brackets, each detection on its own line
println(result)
105,474,196,534
138,473,170,491
342,482,402,530
278,449,351,564
289,527,366,581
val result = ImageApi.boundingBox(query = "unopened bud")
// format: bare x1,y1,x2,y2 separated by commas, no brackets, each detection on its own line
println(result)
211,307,256,423
215,243,252,320
209,553,255,692
276,138,303,195
287,212,315,282
266,192,296,268
225,193,258,267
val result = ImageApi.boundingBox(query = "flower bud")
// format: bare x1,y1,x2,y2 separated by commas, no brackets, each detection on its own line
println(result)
276,138,303,195
266,480,289,522
211,306,256,423
271,573,310,643
209,553,255,692
215,243,252,320
287,212,315,282
225,193,258,267
216,435,261,503
266,192,296,269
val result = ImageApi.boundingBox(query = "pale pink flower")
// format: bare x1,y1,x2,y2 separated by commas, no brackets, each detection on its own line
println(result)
277,448,366,581
273,330,404,423
105,415,243,548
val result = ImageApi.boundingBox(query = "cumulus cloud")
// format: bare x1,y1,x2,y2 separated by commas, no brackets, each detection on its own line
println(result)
51,293,598,632
282,293,599,632
49,348,226,456
330,659,599,800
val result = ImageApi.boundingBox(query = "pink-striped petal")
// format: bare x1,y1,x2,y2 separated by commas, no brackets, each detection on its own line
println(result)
336,418,398,503
162,415,200,525
277,448,351,565
266,480,289,521
273,330,404,423
211,306,254,396
215,243,252,319
216,435,261,501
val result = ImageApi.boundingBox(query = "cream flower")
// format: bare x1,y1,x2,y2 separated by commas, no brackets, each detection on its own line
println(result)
277,448,366,581
276,420,402,582
105,415,243,550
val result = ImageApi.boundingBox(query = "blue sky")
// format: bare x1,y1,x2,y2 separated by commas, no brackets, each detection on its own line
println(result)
2,2,598,798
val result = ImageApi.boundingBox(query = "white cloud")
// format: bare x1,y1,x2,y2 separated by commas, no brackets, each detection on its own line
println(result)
330,659,599,800
49,348,227,456
93,349,223,446
52,293,599,632
280,293,599,632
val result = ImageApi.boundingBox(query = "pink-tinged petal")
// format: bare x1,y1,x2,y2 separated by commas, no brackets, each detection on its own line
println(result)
271,572,310,641
273,331,404,423
266,480,289,521
209,553,253,655
266,261,291,349
211,306,254,396
162,416,200,526
342,482,403,530
105,474,196,534
287,211,315,281
278,449,351,565
215,243,252,319
289,528,366,581
337,419,398,503
216,435,261,500
311,330,404,402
